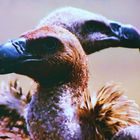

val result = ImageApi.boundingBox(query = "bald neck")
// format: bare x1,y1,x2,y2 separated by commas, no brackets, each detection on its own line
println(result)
26,82,85,139
26,62,89,139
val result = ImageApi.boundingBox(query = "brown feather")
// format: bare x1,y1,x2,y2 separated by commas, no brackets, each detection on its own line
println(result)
0,80,31,139
78,82,140,139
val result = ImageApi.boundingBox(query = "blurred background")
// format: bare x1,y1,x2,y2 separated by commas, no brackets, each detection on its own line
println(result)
0,0,140,105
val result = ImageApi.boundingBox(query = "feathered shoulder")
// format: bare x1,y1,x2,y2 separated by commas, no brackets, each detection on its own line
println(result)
0,80,31,140
78,82,140,139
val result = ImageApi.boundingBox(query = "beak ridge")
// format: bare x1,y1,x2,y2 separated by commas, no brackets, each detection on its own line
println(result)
0,38,27,74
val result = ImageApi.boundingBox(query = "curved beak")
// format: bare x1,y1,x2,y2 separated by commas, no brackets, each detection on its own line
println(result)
0,38,32,74
82,20,140,54
110,22,140,49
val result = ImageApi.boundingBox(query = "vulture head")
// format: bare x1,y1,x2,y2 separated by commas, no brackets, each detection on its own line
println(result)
0,26,88,88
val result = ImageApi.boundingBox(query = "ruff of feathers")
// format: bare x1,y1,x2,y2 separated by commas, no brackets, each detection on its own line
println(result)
78,82,140,139
0,81,140,139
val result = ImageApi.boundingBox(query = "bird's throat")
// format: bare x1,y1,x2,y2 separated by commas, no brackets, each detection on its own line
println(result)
26,84,83,140
26,59,89,139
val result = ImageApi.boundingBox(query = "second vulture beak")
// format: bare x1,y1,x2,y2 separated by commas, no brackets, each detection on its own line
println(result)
110,22,140,49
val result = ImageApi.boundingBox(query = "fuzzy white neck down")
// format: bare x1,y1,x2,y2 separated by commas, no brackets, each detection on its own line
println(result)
26,85,83,140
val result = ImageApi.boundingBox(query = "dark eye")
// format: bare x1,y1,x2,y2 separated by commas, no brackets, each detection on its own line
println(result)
27,36,63,54
82,20,111,34
42,37,59,53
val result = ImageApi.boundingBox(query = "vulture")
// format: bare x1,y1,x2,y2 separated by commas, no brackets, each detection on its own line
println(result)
0,7,140,140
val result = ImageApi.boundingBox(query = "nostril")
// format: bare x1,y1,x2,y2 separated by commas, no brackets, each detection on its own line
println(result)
11,38,26,55
12,41,23,54
11,41,25,54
